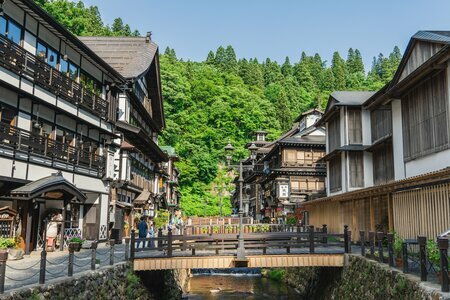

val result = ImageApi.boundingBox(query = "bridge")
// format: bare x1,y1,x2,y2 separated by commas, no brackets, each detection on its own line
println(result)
130,225,351,271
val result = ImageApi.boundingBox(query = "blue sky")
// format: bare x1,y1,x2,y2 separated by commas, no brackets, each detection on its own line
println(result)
83,0,450,70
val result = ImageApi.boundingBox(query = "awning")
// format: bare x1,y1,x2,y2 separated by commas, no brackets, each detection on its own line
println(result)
116,201,133,209
133,190,151,205
7,171,86,202
116,121,168,162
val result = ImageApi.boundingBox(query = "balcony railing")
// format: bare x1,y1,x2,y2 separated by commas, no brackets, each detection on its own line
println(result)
130,172,154,191
0,34,109,119
133,83,153,118
0,122,105,175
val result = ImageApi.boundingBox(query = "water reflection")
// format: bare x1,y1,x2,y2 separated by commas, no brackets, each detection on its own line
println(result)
186,274,299,299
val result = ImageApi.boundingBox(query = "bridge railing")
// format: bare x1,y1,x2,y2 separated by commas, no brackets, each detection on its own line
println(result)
358,230,450,293
183,224,317,235
130,225,352,259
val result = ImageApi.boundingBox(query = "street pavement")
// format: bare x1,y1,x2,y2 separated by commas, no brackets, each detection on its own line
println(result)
3,243,127,292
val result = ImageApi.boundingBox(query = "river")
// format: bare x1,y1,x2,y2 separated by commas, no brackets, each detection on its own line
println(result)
184,272,299,299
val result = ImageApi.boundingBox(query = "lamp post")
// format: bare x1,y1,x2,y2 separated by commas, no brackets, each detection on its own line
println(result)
224,140,258,261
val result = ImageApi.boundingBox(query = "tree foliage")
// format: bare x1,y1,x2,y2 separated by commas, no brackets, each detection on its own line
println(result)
35,0,140,36
38,0,403,216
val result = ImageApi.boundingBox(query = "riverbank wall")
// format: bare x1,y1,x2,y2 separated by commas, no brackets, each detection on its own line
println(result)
0,263,188,300
268,254,450,300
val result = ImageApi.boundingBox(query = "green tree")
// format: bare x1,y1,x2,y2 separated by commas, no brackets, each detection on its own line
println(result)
331,51,347,90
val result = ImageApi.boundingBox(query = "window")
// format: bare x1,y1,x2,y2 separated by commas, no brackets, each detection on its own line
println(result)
371,107,392,143
7,20,21,45
47,47,58,69
36,41,59,69
328,116,340,151
0,17,6,35
80,71,102,94
59,58,68,74
402,71,449,160
349,152,364,188
373,142,394,185
68,62,79,81
329,156,342,192
36,42,46,61
348,109,362,144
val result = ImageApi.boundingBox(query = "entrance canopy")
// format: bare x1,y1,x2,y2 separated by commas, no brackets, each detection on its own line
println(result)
8,172,87,202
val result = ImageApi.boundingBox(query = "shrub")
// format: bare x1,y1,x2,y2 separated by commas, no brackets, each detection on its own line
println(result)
286,216,297,226
392,231,404,257
68,237,84,244
267,269,285,282
0,238,16,249
427,240,440,269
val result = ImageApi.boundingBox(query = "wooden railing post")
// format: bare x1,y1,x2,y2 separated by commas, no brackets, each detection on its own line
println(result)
68,244,74,277
402,242,409,273
0,251,7,294
110,239,115,266
322,224,327,244
369,231,375,257
39,249,47,284
438,237,449,292
124,238,130,261
167,228,173,257
376,232,384,263
91,241,98,270
309,225,315,254
387,233,394,267
418,236,427,281
344,225,349,253
157,228,163,250
130,229,136,260
360,230,366,257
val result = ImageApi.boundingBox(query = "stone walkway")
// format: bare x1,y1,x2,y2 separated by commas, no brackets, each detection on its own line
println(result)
3,242,127,291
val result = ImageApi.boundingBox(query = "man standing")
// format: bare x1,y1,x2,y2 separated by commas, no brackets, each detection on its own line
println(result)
137,216,148,248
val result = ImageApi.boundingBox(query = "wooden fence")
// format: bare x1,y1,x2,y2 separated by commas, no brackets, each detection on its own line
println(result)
392,183,450,239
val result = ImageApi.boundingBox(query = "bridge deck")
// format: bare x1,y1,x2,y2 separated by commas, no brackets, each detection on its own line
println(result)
134,253,344,270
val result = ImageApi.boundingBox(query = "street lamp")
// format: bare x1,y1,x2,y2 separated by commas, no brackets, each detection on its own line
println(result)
224,140,253,262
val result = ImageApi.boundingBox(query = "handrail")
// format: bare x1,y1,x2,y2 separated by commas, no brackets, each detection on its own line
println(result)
0,34,109,119
0,122,105,174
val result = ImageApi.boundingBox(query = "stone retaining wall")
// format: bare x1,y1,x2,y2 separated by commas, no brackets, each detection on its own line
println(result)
0,263,154,300
277,255,450,300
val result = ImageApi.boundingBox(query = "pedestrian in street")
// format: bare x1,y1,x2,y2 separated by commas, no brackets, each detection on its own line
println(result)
137,216,148,248
148,222,155,248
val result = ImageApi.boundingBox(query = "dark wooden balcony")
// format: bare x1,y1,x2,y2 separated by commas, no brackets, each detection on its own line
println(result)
0,34,109,119
0,122,105,175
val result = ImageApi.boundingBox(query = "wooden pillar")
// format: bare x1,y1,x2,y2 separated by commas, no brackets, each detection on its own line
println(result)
25,205,32,255
60,200,67,251
369,196,375,232
387,193,394,232
351,200,356,234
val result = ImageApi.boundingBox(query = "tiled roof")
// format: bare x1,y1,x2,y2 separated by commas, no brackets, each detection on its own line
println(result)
412,31,450,44
79,36,158,78
330,91,376,106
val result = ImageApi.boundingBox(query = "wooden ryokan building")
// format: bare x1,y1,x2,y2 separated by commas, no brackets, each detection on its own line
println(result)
305,31,450,239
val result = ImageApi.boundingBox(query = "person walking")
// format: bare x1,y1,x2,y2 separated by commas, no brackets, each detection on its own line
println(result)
148,222,155,248
137,216,148,248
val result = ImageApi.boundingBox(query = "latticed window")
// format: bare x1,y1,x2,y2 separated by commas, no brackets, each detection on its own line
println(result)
348,109,362,144
349,152,364,188
402,70,449,160
329,156,342,192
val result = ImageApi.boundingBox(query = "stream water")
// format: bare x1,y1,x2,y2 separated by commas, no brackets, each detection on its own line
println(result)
184,271,299,299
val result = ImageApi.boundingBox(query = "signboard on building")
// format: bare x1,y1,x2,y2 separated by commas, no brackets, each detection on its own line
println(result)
278,184,289,198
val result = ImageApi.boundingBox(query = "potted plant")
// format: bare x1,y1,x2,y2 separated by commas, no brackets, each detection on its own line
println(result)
427,240,442,280
0,237,23,260
68,236,84,252
393,232,404,267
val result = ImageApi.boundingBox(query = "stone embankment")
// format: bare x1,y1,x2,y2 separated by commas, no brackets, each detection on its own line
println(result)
0,263,188,300
268,255,450,300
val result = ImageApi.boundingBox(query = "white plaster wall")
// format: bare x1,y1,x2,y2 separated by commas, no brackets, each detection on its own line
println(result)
0,67,20,88
118,94,129,122
0,158,13,177
99,193,109,240
405,149,450,177
391,99,406,180
17,111,31,130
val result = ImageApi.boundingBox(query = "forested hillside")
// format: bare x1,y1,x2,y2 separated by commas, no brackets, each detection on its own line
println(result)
36,0,402,216
160,46,401,215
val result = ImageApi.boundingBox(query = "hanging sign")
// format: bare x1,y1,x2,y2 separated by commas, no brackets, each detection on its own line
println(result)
278,184,289,198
